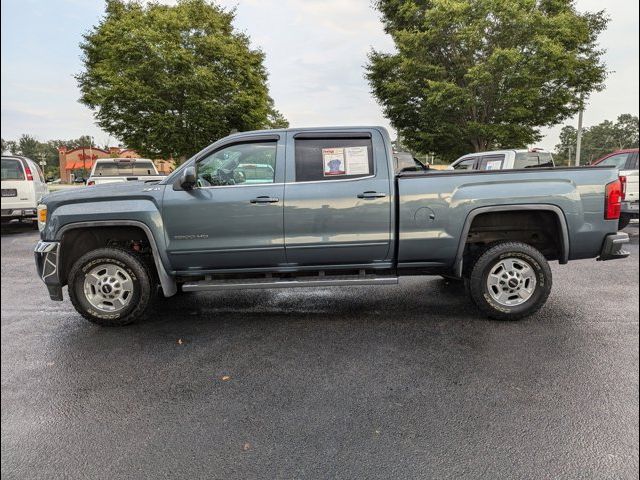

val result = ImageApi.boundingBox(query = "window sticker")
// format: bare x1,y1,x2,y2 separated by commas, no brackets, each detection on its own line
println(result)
322,148,346,176
485,160,502,170
344,146,370,175
322,146,369,177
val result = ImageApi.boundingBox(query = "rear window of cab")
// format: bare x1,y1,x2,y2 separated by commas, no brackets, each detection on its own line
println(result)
94,161,157,176
1,158,25,180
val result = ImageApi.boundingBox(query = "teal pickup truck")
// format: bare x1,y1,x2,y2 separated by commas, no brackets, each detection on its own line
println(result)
34,127,630,326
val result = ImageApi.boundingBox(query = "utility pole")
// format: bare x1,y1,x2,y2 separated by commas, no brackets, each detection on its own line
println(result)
575,99,584,166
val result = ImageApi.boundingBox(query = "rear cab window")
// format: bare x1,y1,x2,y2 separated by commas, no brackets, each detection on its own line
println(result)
1,158,25,180
514,152,553,169
294,137,374,182
94,160,158,176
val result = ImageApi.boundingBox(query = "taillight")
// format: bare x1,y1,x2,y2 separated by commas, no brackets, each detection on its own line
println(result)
24,166,33,181
619,175,627,201
605,180,622,220
87,180,95,186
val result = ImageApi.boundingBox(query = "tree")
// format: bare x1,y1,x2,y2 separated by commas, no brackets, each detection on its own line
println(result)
554,114,639,164
366,0,609,161
77,0,287,160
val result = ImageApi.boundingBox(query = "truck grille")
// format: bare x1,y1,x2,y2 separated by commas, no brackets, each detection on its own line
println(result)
1,189,17,197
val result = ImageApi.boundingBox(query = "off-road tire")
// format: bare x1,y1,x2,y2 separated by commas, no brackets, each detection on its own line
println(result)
468,241,552,321
68,247,153,326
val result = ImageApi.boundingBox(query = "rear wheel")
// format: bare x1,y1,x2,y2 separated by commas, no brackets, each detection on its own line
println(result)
468,241,552,321
68,248,154,326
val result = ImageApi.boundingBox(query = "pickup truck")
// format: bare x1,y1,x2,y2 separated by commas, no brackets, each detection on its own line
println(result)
86,158,165,186
34,126,630,326
449,149,555,171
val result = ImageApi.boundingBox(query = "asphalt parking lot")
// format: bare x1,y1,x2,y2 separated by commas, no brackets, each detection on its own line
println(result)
1,222,638,479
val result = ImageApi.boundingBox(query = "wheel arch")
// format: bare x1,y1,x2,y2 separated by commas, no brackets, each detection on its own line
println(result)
56,220,177,297
453,204,570,277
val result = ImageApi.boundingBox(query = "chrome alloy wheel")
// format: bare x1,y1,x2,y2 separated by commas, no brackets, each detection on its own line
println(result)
486,257,537,307
83,264,134,313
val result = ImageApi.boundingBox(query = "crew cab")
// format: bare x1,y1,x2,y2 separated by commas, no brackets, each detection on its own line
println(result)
34,127,629,326
449,149,555,171
86,158,165,186
592,149,639,229
1,155,48,223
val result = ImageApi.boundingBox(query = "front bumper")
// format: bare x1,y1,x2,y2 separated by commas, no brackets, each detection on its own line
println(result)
597,232,630,261
34,241,63,300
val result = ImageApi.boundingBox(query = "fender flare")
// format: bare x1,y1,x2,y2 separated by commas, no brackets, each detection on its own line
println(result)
453,204,570,277
56,220,177,297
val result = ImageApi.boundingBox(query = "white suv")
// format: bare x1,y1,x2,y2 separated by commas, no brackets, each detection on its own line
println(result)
1,156,49,223
449,149,555,171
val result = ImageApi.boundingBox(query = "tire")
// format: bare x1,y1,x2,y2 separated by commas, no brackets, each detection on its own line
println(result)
468,241,552,321
618,215,631,230
68,247,154,326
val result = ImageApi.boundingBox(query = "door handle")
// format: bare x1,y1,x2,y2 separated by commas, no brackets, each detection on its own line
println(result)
357,191,387,199
250,196,280,204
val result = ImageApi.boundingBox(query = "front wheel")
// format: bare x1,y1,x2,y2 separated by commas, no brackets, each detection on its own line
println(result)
468,242,552,321
68,248,154,326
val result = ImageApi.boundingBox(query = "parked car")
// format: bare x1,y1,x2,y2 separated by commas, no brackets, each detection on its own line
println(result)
34,126,629,326
591,149,639,229
1,156,49,223
86,158,165,186
449,149,555,171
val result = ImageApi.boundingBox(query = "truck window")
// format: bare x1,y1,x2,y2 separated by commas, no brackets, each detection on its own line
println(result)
628,153,639,170
1,158,25,180
514,153,541,169
453,157,476,170
294,138,374,182
537,152,554,167
478,155,505,170
94,160,157,176
598,152,631,169
197,141,277,186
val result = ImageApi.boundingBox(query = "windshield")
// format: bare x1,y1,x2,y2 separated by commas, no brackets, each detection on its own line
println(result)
1,158,25,180
93,160,157,176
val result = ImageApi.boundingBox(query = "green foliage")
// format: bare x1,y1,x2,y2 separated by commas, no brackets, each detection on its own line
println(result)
77,0,286,160
367,0,609,160
555,114,639,165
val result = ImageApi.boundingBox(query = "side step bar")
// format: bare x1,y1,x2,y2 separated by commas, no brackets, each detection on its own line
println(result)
182,276,399,292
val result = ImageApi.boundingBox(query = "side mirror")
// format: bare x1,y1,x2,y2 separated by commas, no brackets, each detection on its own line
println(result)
180,166,197,190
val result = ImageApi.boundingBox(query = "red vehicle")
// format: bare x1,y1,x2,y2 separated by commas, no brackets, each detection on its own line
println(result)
592,149,639,229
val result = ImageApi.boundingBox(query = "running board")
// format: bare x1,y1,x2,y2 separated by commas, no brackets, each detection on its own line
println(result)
181,276,399,292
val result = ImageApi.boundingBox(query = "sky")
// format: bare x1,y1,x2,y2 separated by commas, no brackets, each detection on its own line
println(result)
1,0,638,151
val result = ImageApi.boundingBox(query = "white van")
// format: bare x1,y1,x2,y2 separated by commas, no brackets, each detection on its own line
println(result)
449,149,555,171
1,156,49,223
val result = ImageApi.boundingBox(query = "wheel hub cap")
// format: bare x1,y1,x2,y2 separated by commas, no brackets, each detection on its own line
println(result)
83,264,134,313
486,257,537,307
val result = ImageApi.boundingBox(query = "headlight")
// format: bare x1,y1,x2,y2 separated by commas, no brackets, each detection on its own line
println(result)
37,204,47,232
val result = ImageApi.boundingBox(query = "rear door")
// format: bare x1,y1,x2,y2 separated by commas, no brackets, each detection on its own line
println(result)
478,154,505,170
283,130,392,266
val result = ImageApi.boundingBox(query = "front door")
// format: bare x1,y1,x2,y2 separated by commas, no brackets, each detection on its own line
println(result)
162,136,286,271
283,132,392,266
